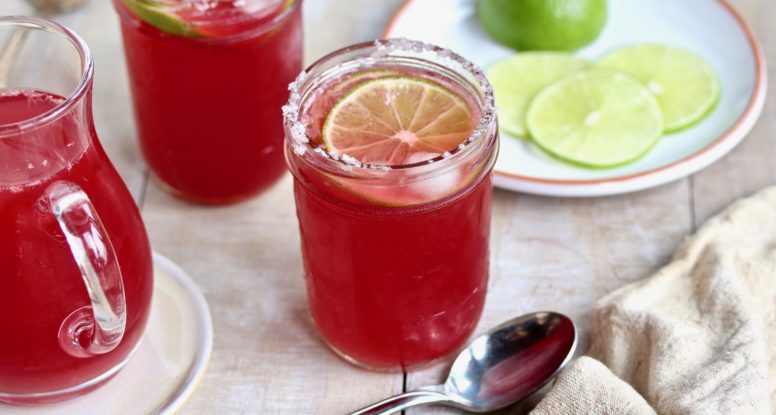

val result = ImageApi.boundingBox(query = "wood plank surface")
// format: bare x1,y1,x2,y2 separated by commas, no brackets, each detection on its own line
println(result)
4,0,772,413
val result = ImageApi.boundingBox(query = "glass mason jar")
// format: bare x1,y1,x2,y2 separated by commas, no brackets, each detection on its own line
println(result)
0,17,153,404
113,0,303,204
284,39,499,370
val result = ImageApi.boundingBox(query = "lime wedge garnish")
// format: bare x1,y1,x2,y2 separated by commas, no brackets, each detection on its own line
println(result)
598,44,720,133
487,52,588,137
320,76,482,206
526,69,663,168
322,77,475,166
124,0,201,38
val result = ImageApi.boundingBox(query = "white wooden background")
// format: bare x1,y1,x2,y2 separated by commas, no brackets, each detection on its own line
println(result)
3,0,773,413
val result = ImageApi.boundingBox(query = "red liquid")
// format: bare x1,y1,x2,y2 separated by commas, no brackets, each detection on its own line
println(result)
115,0,303,203
0,91,153,401
293,174,493,369
288,67,497,369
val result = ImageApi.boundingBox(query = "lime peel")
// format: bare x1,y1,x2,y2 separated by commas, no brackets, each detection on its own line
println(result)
124,0,202,38
478,0,607,51
598,44,720,133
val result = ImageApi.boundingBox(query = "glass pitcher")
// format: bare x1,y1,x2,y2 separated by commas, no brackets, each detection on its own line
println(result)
0,17,153,404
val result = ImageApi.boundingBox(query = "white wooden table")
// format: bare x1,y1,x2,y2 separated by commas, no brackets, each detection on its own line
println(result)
4,0,773,413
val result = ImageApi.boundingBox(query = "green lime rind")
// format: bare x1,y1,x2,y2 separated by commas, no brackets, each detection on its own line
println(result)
487,52,589,139
526,68,664,169
597,44,720,133
477,0,607,51
532,129,663,170
663,89,720,135
124,0,201,38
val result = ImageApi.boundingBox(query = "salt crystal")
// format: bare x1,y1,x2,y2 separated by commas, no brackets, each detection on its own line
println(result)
341,154,362,167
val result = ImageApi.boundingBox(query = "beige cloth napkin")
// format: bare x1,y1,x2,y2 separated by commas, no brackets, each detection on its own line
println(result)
532,186,776,415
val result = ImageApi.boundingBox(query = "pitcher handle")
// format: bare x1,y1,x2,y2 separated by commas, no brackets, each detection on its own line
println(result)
43,181,126,358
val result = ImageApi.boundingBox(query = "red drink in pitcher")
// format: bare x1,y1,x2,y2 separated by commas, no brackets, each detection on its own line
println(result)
114,0,303,204
0,91,153,401
284,40,499,370
0,17,153,404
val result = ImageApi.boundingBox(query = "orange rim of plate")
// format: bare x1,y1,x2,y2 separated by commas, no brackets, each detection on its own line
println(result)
381,0,767,187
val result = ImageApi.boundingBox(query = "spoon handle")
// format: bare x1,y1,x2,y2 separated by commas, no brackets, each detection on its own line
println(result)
349,388,451,415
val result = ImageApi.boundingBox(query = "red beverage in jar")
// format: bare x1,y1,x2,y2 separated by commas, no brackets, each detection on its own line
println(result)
285,40,498,370
114,0,303,204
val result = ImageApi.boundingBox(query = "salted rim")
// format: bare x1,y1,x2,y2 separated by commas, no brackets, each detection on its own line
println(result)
113,0,300,43
282,38,497,171
0,16,93,136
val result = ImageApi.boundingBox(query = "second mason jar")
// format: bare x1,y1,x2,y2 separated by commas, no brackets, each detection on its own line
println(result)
284,39,499,370
114,0,303,204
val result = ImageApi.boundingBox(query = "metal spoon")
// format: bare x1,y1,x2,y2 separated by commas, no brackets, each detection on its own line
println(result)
350,311,576,415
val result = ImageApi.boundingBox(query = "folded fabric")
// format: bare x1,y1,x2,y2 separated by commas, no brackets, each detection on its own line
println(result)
531,356,655,415
531,186,776,414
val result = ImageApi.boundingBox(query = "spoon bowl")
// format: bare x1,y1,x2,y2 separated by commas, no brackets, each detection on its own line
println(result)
351,311,576,415
445,312,576,411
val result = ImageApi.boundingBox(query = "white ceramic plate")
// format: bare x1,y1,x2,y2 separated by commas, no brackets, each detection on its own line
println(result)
384,0,766,197
3,253,213,415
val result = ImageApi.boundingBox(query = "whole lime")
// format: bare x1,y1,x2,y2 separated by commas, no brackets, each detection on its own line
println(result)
478,0,608,51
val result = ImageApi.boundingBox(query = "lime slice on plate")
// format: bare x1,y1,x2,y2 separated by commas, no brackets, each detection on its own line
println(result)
487,52,588,137
598,44,720,133
526,69,663,168
323,77,475,166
